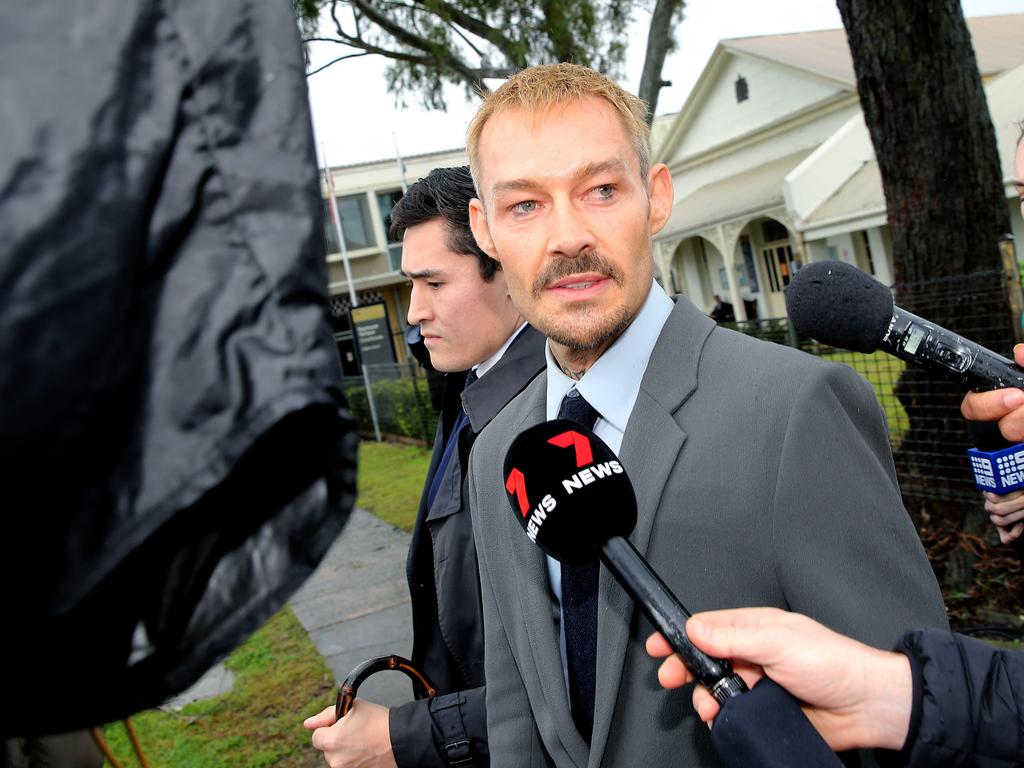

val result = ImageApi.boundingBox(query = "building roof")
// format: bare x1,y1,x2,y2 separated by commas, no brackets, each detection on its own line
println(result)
801,159,884,230
327,146,466,173
723,15,1024,87
799,59,1024,232
659,149,811,240
656,14,1024,164
649,112,679,158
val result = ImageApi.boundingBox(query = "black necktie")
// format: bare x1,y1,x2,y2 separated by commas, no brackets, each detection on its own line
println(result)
557,388,600,743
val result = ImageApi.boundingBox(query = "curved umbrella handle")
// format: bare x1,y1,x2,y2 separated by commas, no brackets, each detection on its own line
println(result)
336,654,440,720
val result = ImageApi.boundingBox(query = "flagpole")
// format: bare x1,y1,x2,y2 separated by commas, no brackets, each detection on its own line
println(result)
321,142,358,309
392,131,408,194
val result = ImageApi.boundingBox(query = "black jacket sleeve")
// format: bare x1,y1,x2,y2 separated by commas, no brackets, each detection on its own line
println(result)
891,628,1024,767
389,686,488,767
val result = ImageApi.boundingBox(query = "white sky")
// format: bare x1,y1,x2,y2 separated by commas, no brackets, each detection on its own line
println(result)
306,0,1023,169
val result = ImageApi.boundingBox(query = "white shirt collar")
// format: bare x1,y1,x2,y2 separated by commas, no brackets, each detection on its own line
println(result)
474,321,528,379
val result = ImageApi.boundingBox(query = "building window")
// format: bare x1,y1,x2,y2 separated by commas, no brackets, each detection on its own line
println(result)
376,190,404,271
322,193,374,254
735,75,749,103
740,236,759,293
761,242,794,293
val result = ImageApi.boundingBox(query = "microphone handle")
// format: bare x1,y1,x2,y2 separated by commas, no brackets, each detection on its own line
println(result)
880,306,1024,390
600,537,748,704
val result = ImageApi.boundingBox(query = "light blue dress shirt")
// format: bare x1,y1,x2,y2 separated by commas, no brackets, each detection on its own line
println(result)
543,280,674,694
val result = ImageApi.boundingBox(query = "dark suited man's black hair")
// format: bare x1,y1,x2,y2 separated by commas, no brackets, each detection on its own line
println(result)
389,165,500,282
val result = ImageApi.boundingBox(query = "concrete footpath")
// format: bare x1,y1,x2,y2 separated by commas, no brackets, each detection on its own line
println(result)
290,508,416,707
168,508,416,709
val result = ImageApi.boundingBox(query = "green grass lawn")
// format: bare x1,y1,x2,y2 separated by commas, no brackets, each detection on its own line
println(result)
101,607,334,767
356,439,433,531
821,349,909,445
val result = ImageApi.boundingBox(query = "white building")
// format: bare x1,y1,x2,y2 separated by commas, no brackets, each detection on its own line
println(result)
320,147,466,373
652,14,1024,321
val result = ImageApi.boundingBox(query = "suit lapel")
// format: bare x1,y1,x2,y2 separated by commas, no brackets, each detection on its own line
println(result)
588,299,714,767
504,374,591,767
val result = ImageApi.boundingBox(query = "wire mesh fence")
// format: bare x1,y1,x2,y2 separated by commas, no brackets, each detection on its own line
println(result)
340,362,438,446
725,269,1020,507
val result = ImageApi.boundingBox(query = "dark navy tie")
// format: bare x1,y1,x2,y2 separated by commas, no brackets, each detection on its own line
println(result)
557,388,600,743
426,370,475,509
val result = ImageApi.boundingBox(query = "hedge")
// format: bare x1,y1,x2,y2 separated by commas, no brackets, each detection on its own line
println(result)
343,376,438,445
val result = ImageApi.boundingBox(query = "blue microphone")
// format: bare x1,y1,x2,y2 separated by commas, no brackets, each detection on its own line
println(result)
967,420,1024,494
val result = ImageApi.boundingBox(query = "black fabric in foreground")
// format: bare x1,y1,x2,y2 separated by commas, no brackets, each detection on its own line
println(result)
710,678,842,768
0,0,357,734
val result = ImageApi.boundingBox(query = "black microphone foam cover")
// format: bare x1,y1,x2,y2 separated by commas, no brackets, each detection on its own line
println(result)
785,261,894,353
503,420,637,564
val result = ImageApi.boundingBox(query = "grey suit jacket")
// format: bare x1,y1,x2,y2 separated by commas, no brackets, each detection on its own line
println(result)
467,297,948,768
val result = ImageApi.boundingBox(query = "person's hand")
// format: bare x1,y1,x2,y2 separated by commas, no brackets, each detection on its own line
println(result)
984,489,1024,544
304,699,397,768
960,345,1024,442
645,608,913,752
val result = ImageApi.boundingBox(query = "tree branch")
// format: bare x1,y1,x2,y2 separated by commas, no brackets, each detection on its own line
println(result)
306,50,374,76
443,16,487,60
349,0,487,91
306,35,437,66
411,0,526,67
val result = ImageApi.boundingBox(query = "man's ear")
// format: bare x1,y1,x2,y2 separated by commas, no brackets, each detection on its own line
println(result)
469,197,499,262
647,163,674,237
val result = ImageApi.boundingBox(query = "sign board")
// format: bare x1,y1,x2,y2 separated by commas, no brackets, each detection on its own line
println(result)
350,302,396,367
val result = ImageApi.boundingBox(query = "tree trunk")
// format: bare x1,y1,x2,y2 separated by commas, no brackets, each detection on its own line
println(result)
836,0,1016,595
638,0,685,123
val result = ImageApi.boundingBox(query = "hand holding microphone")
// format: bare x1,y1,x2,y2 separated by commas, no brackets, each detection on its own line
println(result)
960,347,1024,544
961,344,1024,442
645,609,914,753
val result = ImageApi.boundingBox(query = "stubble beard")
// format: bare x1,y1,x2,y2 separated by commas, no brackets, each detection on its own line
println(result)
540,303,634,353
526,252,636,353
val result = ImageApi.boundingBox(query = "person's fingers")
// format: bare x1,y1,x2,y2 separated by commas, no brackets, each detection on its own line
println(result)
685,608,791,661
989,507,1024,525
304,705,338,730
1014,344,1024,367
960,388,1024,422
310,725,334,752
645,632,673,658
691,686,721,723
656,655,691,688
985,492,1024,515
998,522,1024,544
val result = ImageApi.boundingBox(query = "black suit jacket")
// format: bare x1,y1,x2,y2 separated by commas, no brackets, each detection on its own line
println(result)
389,326,545,766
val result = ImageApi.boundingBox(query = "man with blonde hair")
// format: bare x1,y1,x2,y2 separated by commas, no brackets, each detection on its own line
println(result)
465,63,947,766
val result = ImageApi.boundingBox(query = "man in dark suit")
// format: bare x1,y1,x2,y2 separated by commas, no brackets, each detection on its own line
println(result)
464,63,947,767
709,294,735,323
306,166,545,767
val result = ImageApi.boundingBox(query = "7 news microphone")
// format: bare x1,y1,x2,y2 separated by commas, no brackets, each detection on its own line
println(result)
502,420,842,767
786,260,1024,496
